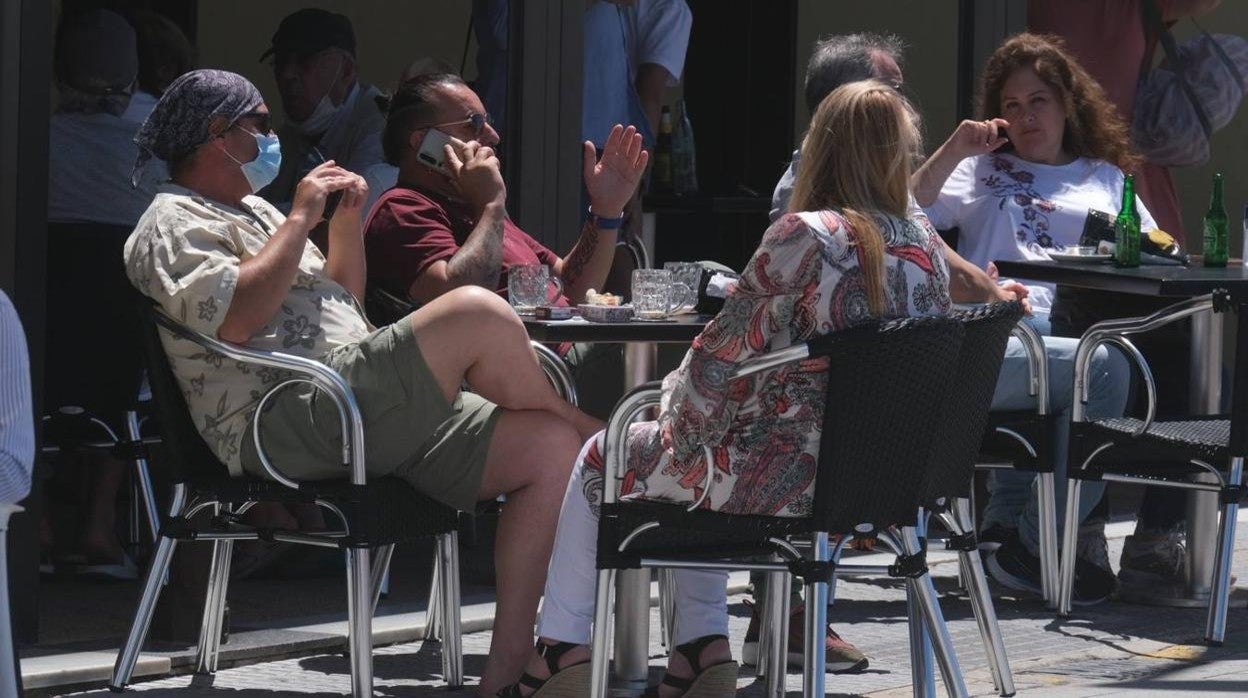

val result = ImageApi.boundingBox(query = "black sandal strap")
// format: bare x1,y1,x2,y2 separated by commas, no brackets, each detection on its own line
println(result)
673,633,729,675
535,639,582,675
660,672,695,690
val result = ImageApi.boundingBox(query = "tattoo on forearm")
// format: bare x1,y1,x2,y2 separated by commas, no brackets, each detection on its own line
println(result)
561,220,600,288
448,215,504,290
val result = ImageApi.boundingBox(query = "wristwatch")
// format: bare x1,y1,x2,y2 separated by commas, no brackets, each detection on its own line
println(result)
588,206,625,230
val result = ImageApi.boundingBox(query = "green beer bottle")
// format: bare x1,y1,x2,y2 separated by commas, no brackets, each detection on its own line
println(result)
1203,172,1228,267
1114,174,1141,268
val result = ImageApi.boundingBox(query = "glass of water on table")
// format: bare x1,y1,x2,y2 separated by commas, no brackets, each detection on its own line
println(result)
631,269,694,320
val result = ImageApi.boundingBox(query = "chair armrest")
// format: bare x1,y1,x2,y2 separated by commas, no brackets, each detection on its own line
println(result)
152,308,368,486
1011,318,1050,415
532,342,578,406
602,382,664,506
1071,295,1213,433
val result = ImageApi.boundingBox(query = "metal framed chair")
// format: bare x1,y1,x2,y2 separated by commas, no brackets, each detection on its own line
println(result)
972,318,1061,607
1059,294,1244,645
109,301,465,696
588,314,972,698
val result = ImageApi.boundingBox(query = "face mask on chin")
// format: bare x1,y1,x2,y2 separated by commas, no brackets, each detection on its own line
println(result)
224,130,283,193
290,57,346,136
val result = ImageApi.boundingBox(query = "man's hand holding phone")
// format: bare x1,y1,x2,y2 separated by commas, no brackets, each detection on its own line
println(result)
443,135,506,217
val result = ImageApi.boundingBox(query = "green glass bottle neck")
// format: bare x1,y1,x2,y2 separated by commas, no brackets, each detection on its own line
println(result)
1209,176,1226,214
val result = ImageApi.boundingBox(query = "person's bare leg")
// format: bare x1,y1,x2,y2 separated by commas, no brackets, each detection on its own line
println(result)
474,410,583,696
408,287,603,440
82,455,126,562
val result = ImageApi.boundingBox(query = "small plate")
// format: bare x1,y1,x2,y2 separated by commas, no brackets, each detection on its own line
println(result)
1049,247,1112,263
578,304,634,323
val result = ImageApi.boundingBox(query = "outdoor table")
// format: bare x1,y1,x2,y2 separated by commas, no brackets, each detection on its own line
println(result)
994,259,1248,607
523,312,711,689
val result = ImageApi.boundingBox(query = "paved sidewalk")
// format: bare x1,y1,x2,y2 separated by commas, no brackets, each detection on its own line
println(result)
58,518,1248,697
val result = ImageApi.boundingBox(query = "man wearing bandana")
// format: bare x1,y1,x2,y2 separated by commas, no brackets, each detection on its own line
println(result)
125,69,613,695
258,8,386,211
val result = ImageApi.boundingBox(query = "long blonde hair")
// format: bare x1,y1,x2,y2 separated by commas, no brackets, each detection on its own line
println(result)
788,80,921,316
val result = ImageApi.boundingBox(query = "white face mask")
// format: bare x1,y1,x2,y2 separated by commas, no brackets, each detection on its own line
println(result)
291,57,345,136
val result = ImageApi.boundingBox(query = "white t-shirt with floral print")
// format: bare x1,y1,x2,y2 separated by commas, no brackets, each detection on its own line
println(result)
125,184,371,475
924,153,1156,312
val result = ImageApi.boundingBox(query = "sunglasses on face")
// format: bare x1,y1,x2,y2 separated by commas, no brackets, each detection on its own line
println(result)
425,112,493,137
232,113,274,136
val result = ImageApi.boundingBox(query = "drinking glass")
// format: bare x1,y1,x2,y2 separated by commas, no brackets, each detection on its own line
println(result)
663,262,702,312
632,269,693,320
507,264,550,313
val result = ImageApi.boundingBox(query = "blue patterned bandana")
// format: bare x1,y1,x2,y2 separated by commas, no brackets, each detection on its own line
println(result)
132,69,264,186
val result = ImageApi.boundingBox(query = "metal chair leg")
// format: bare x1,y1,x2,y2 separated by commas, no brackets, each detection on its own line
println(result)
110,534,180,688
425,552,442,641
1057,479,1084,616
370,544,395,618
195,505,234,675
125,409,161,546
658,568,676,654
1037,472,1060,608
901,526,969,698
802,532,830,698
762,568,790,693
589,568,617,698
949,499,1014,696
345,547,374,697
110,484,187,690
1205,459,1243,645
438,532,464,687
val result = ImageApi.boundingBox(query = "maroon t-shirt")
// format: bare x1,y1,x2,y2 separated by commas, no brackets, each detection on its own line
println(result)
364,183,568,305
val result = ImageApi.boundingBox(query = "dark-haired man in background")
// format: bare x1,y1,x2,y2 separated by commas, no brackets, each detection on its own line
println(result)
363,73,649,417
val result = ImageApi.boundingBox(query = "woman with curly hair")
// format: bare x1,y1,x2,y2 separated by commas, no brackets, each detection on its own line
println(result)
913,32,1155,318
914,33,1148,606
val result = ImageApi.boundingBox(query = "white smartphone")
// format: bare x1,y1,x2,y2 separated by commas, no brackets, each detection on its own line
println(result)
416,128,454,174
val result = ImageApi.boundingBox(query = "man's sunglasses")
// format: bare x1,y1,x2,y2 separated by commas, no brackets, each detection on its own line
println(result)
422,112,493,136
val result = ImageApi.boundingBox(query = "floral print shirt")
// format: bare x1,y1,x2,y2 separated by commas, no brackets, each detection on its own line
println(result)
606,209,951,517
125,184,371,475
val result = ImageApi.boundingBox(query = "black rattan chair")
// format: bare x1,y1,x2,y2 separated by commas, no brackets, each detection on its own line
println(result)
1059,294,1244,645
109,300,465,696
588,314,969,698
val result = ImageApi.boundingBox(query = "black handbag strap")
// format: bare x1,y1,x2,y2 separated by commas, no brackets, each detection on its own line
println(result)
1139,0,1215,139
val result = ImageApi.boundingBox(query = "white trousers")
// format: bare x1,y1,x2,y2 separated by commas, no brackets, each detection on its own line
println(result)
536,432,729,646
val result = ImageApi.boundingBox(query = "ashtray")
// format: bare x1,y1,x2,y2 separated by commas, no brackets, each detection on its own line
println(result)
578,304,634,323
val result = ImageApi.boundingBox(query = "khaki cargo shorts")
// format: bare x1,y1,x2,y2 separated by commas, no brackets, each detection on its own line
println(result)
241,317,500,511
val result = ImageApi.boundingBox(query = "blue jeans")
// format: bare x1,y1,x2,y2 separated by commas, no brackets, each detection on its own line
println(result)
979,311,1131,555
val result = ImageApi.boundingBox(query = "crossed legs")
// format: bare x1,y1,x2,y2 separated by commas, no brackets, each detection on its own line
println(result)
408,287,600,695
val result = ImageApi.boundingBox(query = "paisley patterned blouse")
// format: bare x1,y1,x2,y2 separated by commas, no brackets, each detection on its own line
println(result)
595,209,952,517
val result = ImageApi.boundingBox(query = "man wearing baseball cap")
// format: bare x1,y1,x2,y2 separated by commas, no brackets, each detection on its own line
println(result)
259,8,385,212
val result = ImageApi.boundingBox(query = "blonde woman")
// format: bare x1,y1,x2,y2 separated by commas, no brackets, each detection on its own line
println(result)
498,81,952,698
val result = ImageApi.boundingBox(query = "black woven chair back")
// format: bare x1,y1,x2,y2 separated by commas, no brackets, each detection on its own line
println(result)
45,222,145,415
809,315,963,534
925,302,1024,504
136,296,232,483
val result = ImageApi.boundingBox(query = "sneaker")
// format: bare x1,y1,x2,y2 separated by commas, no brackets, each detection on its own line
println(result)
977,523,1016,553
987,534,1116,605
740,600,868,673
1076,521,1112,573
1119,532,1186,594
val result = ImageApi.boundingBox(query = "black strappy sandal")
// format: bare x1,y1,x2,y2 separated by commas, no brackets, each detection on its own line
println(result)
496,640,591,697
642,633,739,697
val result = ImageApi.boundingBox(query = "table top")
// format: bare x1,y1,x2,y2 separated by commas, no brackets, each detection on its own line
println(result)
523,313,711,343
994,259,1248,300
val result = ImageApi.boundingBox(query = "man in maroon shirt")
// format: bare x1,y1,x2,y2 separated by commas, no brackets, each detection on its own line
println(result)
364,72,646,309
